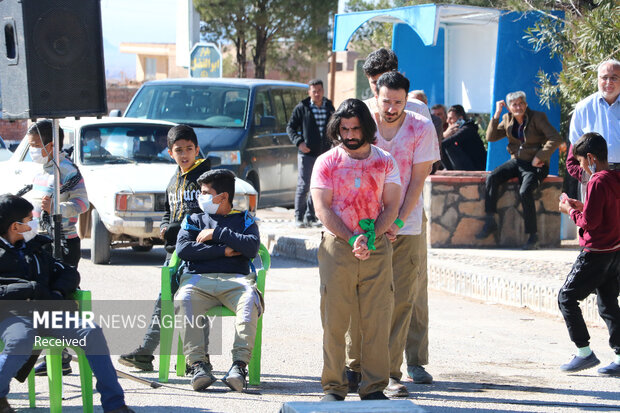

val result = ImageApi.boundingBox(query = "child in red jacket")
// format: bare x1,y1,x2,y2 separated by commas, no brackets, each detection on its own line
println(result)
558,132,620,376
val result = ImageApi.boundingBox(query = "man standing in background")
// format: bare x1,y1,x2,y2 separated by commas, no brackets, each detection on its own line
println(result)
287,79,335,228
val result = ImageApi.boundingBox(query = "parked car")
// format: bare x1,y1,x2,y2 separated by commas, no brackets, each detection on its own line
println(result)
116,78,308,207
0,117,257,264
0,136,12,161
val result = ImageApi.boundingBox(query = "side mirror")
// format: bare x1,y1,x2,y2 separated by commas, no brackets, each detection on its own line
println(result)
109,109,122,117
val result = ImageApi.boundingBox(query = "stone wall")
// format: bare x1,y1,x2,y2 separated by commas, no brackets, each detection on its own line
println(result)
424,170,562,248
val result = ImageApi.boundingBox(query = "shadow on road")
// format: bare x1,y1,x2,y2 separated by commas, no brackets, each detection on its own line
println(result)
81,247,166,267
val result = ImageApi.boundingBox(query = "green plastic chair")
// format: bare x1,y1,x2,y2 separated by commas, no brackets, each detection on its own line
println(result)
0,290,93,413
158,243,270,385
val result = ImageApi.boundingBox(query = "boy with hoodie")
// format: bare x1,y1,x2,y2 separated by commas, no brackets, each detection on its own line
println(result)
558,132,620,376
119,125,210,371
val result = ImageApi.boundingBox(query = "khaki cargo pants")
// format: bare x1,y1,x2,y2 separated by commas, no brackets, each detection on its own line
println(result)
319,233,394,398
346,214,430,378
174,272,261,365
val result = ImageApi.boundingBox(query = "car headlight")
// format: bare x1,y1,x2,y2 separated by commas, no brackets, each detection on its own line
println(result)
115,193,154,211
207,150,241,165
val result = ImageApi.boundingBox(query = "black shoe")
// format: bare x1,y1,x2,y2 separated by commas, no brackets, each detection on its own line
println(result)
0,397,16,413
105,406,136,413
295,220,306,228
320,393,345,401
346,368,361,393
34,349,72,376
361,390,389,400
221,361,247,392
119,347,155,371
190,361,217,391
522,233,539,250
476,216,497,239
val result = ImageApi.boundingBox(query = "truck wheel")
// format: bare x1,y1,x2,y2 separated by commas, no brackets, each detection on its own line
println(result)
91,209,111,264
131,245,153,252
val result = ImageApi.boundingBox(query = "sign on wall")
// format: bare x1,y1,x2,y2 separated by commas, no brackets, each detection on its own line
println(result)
190,43,221,78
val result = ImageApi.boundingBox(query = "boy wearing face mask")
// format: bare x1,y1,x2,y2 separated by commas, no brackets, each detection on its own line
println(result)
174,169,261,392
119,124,210,372
0,194,134,413
26,120,89,268
558,132,620,376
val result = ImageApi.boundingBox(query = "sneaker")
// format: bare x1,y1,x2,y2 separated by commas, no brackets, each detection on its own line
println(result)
190,361,217,391
361,391,389,400
295,220,306,228
407,365,433,384
560,352,600,372
119,347,154,371
475,216,497,239
0,397,15,413
346,368,361,393
321,393,344,401
384,377,409,397
522,233,539,250
34,349,72,376
306,219,323,228
597,361,620,376
221,361,247,392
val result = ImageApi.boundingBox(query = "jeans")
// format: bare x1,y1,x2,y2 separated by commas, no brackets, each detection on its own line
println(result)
484,158,548,234
0,314,125,411
295,153,317,223
558,250,620,353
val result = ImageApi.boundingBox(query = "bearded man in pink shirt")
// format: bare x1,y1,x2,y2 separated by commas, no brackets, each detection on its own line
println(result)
311,98,401,401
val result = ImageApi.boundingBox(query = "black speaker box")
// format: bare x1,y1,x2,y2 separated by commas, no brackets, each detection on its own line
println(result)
0,0,107,119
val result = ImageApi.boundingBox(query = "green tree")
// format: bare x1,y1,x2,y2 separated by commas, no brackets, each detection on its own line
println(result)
194,0,337,79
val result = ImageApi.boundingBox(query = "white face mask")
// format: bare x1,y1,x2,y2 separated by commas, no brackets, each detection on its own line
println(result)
197,193,220,214
17,219,39,242
29,146,49,164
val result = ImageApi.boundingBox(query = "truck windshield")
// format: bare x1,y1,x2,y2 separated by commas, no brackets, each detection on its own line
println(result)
125,85,250,128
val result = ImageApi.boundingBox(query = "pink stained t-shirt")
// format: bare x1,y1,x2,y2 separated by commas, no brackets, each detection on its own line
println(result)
310,144,401,234
374,110,440,235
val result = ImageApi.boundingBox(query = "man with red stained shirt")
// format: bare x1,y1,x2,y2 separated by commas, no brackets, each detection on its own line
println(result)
311,98,401,401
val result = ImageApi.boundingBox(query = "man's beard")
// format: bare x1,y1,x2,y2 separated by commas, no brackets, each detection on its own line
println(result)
342,138,364,150
381,108,404,123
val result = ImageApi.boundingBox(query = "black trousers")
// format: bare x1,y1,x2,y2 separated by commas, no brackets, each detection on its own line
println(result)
558,250,620,353
41,236,81,268
484,158,548,234
295,152,317,222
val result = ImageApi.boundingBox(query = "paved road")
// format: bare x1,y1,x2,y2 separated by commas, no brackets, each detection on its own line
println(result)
8,243,618,412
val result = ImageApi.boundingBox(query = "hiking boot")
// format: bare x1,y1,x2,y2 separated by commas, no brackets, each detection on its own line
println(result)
384,377,409,397
598,361,620,376
320,393,344,401
0,397,15,413
346,368,361,393
118,347,154,371
361,391,389,400
522,233,539,250
407,365,433,384
190,361,217,391
560,352,600,372
34,349,72,376
476,216,497,239
221,361,247,392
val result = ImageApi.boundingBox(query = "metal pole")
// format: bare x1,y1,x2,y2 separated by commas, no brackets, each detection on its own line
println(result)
329,52,336,103
51,119,63,260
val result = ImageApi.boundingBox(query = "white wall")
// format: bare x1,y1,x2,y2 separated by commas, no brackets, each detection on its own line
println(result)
444,22,498,113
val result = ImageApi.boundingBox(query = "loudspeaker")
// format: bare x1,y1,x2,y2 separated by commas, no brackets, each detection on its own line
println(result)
0,0,107,119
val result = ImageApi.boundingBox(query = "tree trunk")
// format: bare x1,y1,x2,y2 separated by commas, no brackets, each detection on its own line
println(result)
235,35,247,78
253,28,267,79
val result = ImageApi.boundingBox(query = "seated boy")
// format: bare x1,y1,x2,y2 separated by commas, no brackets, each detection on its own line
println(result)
558,132,620,375
0,194,133,413
174,169,261,392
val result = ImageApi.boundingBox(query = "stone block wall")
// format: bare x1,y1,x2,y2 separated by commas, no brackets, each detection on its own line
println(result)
424,170,562,248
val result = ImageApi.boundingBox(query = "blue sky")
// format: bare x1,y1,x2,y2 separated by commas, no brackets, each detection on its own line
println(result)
101,0,177,79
